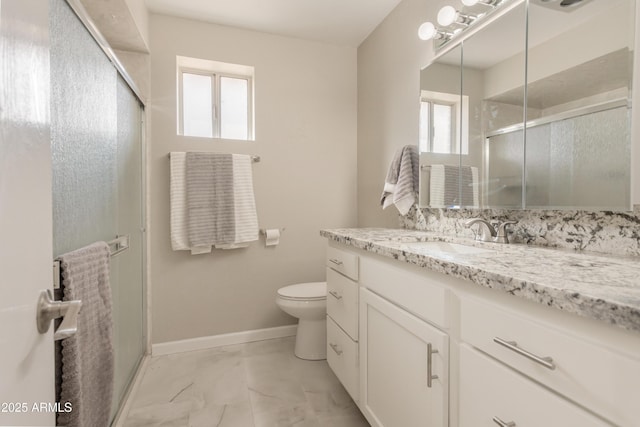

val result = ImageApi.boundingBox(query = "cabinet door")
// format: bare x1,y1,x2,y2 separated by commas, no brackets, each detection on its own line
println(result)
359,289,448,427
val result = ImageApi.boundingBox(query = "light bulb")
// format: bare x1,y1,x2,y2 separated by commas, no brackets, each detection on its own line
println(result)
437,6,458,26
418,22,437,40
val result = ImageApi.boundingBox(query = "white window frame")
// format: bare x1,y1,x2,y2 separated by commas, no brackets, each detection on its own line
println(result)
177,56,254,140
420,90,469,155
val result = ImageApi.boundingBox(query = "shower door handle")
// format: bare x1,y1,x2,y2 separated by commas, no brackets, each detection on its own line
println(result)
36,289,82,341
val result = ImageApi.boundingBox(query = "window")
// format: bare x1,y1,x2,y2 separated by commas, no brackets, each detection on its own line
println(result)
177,56,254,140
419,90,468,154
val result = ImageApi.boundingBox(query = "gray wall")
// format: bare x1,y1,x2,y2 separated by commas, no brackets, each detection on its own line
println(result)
149,14,358,344
357,0,448,227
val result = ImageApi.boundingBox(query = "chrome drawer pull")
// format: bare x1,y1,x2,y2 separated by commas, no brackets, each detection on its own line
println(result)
427,343,439,388
493,337,556,370
492,416,516,427
328,290,343,300
329,342,343,356
329,258,344,266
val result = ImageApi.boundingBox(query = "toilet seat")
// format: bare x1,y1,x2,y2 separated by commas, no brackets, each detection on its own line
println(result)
277,282,326,301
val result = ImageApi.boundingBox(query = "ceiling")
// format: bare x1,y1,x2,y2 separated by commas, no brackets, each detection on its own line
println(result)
145,0,403,47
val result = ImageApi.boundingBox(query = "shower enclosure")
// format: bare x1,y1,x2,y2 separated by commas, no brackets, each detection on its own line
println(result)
50,0,146,422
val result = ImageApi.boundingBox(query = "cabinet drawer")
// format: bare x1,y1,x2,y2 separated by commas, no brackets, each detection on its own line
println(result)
461,296,640,426
326,268,358,341
326,246,359,280
360,254,448,328
459,344,610,427
327,316,359,401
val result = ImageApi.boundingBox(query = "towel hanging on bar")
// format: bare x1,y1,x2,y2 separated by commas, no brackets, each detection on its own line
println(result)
167,151,260,163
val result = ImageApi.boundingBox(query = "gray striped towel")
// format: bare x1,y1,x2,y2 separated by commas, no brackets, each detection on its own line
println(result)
430,165,478,207
57,242,113,427
186,152,258,249
380,145,419,215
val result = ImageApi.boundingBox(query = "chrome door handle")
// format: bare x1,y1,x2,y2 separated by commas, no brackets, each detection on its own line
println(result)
493,337,556,370
493,416,516,427
328,290,342,300
427,343,439,388
329,342,343,356
36,290,82,341
328,258,343,266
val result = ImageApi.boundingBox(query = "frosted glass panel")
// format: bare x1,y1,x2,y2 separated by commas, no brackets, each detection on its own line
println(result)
51,0,117,257
526,107,630,209
112,75,144,416
487,131,523,208
183,73,213,137
220,76,248,140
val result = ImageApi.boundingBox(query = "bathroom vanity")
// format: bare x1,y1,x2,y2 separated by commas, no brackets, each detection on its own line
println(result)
322,228,640,427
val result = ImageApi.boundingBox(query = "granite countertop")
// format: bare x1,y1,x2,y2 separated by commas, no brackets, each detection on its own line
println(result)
320,228,640,333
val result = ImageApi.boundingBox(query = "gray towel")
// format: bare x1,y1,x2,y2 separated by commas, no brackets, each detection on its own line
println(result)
430,165,476,207
380,145,419,215
186,152,258,248
58,242,114,427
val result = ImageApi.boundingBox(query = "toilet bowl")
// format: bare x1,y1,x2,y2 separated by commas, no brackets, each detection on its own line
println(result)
276,282,327,360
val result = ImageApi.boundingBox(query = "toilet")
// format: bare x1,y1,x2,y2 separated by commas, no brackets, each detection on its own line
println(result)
276,282,327,360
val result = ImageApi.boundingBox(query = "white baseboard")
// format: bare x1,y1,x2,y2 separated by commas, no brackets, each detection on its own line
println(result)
151,324,298,356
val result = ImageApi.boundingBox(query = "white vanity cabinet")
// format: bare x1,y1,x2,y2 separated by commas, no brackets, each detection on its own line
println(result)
459,344,611,427
359,288,448,427
325,245,360,401
459,293,640,427
324,240,640,427
358,250,451,427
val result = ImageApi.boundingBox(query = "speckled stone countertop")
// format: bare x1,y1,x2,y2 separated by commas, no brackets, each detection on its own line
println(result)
320,228,640,333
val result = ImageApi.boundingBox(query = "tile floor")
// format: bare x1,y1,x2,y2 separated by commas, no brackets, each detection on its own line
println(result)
123,337,370,427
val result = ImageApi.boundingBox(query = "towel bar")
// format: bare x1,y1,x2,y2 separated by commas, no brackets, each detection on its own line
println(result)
52,235,130,289
167,152,260,162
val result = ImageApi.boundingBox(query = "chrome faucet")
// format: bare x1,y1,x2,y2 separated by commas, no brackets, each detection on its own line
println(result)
464,218,517,243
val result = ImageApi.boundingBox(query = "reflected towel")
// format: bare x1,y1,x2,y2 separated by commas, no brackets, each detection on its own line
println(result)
430,165,478,207
380,145,419,215
57,242,113,427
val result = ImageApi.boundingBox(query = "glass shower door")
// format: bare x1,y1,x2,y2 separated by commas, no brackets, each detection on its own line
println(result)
50,0,146,422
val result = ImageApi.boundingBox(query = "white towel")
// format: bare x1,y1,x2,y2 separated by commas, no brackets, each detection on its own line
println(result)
170,152,212,254
380,145,419,215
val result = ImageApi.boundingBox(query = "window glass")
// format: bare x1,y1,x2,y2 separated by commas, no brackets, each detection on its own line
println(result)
220,76,248,140
182,73,213,137
419,101,430,152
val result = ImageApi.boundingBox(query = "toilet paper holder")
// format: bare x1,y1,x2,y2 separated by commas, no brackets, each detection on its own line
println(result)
259,228,286,235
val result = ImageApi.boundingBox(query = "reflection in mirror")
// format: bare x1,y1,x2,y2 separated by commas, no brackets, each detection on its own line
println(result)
524,0,633,210
461,1,527,209
418,0,634,211
419,45,463,208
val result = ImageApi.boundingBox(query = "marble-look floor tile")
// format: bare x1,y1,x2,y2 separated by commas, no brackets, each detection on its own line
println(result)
122,337,369,427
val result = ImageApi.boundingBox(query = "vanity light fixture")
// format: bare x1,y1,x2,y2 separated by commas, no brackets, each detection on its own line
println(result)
461,0,502,7
437,5,478,27
418,0,509,47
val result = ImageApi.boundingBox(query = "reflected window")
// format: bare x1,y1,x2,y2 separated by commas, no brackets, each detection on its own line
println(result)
419,90,468,154
178,56,254,140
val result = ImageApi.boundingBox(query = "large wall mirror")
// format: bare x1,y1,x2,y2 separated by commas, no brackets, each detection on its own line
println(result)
419,0,634,211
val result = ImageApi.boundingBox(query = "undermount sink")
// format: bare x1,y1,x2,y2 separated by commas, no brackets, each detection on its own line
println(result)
399,241,496,256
